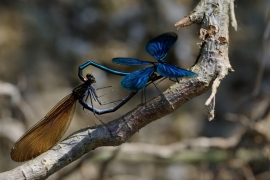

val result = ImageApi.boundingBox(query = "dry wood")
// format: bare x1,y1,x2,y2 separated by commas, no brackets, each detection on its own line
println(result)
0,0,234,179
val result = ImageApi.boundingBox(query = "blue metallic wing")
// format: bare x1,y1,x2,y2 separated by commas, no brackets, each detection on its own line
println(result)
157,62,196,78
146,32,178,61
112,58,152,66
121,67,155,91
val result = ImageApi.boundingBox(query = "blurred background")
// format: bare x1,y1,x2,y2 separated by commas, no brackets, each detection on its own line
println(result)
0,0,270,179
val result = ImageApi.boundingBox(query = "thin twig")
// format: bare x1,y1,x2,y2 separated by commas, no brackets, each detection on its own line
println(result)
230,0,238,31
252,15,270,97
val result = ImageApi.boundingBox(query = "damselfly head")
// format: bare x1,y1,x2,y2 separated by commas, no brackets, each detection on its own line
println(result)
86,73,96,83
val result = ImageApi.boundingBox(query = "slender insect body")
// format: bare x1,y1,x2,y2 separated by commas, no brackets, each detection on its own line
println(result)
10,73,135,162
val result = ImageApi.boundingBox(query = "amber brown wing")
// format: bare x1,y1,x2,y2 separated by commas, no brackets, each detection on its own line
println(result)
10,94,77,162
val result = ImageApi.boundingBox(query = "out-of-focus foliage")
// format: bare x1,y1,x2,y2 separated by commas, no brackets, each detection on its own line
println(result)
0,0,269,179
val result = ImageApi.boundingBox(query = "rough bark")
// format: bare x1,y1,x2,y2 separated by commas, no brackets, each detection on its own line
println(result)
0,0,233,179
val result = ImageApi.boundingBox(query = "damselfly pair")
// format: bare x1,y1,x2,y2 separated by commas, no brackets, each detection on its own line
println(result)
10,32,196,162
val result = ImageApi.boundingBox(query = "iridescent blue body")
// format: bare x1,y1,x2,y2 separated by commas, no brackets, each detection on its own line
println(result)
112,32,197,91
78,60,130,82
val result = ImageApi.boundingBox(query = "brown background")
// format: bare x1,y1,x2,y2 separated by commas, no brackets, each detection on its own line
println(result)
0,0,269,179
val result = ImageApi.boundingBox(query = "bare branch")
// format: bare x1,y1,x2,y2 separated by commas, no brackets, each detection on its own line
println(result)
0,81,36,126
0,0,234,179
230,0,238,31
176,0,234,120
252,16,270,97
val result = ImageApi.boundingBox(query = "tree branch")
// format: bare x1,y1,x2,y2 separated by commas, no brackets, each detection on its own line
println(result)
0,0,234,179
